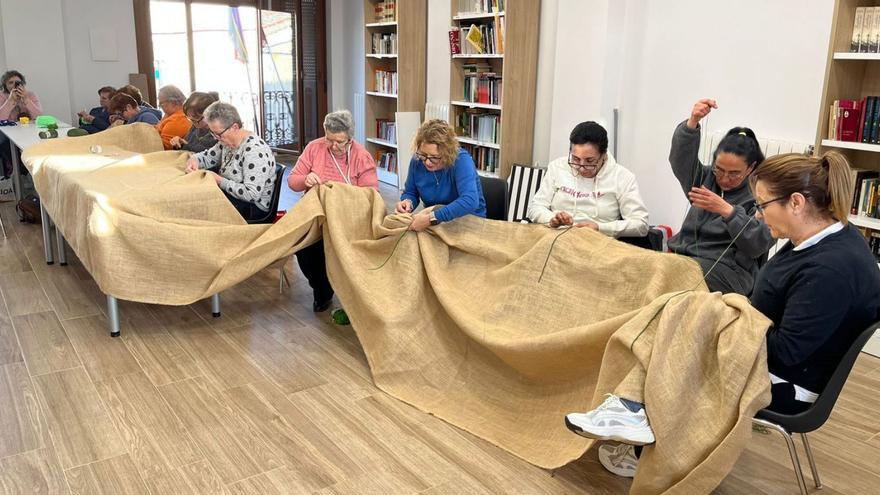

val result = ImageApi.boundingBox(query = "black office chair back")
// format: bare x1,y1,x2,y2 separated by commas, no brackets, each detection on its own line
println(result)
756,320,880,433
479,175,508,221
248,164,286,224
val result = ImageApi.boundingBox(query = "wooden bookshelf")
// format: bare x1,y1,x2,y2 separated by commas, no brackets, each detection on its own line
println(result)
449,0,540,179
363,0,426,187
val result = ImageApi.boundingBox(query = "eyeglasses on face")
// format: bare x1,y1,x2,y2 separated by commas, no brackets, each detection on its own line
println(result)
415,152,443,165
187,115,204,125
755,195,789,213
568,153,603,170
712,166,748,180
210,124,234,139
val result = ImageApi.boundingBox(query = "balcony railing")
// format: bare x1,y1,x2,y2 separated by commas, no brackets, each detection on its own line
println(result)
218,90,298,149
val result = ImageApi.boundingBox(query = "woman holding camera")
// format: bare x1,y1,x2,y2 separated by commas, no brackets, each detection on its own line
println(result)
0,70,42,121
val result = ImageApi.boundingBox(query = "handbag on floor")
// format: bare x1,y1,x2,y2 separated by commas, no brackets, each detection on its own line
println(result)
15,195,40,223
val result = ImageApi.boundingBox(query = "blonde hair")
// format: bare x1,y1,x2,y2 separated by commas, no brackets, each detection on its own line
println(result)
413,119,459,168
750,151,853,224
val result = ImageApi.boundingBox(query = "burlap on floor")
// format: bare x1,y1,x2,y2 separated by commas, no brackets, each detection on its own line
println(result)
23,125,772,494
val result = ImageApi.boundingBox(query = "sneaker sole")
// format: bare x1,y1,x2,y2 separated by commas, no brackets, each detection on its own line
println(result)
565,417,655,446
598,452,637,478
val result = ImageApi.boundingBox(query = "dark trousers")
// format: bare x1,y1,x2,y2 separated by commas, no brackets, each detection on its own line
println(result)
223,192,266,222
296,239,334,304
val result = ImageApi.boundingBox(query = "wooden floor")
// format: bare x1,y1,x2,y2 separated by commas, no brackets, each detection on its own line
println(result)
0,198,878,495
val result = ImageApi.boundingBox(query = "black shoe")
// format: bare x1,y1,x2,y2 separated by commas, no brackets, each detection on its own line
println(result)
313,298,332,312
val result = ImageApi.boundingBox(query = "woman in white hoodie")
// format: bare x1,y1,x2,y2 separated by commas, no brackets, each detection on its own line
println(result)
527,121,649,237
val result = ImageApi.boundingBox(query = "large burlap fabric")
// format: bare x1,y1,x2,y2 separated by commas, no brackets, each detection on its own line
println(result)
23,125,772,493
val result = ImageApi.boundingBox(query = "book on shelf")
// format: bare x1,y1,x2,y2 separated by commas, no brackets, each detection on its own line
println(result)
458,18,504,55
373,69,398,95
867,231,880,263
370,32,397,55
375,151,397,173
851,6,880,53
373,1,396,23
376,119,396,143
460,143,499,173
457,0,505,15
449,28,461,54
462,63,502,105
457,109,500,144
852,171,880,215
826,97,880,144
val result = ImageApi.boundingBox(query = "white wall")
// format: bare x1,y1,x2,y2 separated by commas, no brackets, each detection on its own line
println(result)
0,0,138,123
328,0,834,226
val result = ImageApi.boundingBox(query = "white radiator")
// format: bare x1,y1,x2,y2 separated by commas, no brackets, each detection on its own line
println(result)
425,102,451,123
353,93,365,144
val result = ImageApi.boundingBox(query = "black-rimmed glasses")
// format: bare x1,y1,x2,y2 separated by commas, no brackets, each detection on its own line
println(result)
210,124,234,139
755,195,789,213
416,152,443,165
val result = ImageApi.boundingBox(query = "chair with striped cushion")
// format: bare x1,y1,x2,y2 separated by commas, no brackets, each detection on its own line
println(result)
506,163,546,222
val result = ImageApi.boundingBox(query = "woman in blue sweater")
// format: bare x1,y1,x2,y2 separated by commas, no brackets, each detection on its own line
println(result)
395,119,486,231
564,150,880,478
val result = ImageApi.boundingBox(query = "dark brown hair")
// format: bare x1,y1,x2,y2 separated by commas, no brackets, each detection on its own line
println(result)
116,85,144,106
108,93,139,114
183,91,220,116
750,151,853,224
98,86,116,97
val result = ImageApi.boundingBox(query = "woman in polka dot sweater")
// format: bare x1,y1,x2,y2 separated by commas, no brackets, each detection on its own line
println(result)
185,101,277,221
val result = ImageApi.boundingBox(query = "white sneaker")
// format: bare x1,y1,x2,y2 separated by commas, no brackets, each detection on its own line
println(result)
598,443,639,478
565,394,655,445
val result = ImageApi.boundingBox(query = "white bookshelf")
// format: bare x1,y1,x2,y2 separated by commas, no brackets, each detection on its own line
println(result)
476,169,500,178
453,11,505,20
366,91,397,99
833,51,880,60
366,137,397,149
850,213,880,230
821,139,880,152
366,53,397,59
451,100,502,110
365,21,397,27
458,136,500,149
452,54,504,59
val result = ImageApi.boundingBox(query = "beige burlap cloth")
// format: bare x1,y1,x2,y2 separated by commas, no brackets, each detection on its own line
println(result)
23,125,772,493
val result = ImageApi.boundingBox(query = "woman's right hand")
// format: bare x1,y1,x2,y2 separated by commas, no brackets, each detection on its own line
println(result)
185,158,199,174
549,211,573,228
687,98,718,129
395,199,413,214
170,136,187,149
304,172,322,188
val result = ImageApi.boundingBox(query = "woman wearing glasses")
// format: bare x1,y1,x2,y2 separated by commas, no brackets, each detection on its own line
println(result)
184,102,277,222
666,98,774,295
566,150,880,479
527,121,649,237
395,119,487,231
108,92,161,126
171,91,219,153
288,109,378,312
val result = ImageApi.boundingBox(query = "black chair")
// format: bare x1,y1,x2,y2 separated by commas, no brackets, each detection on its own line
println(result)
479,175,508,221
619,229,665,251
752,321,880,495
247,164,286,225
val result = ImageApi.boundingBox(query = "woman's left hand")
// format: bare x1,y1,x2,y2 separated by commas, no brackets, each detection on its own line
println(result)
409,212,432,232
206,171,223,185
688,186,735,218
574,221,599,230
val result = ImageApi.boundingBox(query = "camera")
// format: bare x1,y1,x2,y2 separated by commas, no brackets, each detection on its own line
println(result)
12,81,21,89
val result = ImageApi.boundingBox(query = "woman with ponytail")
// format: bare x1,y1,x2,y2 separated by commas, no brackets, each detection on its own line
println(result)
565,150,880,478
666,98,775,295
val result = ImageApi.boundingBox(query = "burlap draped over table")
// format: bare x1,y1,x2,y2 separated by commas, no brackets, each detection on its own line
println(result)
23,124,772,494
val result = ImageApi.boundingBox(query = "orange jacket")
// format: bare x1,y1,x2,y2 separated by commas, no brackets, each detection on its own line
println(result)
156,110,192,150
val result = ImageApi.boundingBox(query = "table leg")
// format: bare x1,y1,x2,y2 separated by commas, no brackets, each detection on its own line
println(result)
39,204,54,265
107,295,120,337
55,225,67,265
10,140,20,202
211,293,221,317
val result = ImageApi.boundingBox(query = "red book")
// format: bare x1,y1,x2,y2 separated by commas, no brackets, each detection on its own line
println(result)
858,97,868,142
839,99,862,142
448,29,461,55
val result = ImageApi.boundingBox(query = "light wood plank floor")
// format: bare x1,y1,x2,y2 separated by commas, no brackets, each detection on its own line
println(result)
0,196,878,495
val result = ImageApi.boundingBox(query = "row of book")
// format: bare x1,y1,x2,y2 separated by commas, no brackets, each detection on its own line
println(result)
457,111,500,144
854,173,880,217
370,32,397,55
461,143,499,173
827,97,880,143
859,228,880,264
850,6,880,53
373,69,397,95
372,1,396,23
453,19,505,55
376,151,397,173
463,64,502,105
375,119,396,143
456,0,505,15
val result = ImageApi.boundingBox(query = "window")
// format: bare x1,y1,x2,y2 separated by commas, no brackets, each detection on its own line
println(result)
134,0,326,152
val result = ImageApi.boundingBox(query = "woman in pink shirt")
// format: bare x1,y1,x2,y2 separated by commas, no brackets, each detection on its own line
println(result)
288,109,378,312
0,70,43,177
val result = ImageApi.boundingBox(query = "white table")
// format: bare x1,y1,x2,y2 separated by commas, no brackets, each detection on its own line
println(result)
0,122,73,265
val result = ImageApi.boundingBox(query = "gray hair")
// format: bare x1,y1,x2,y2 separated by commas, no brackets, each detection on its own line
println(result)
157,85,186,105
204,101,243,128
323,110,354,137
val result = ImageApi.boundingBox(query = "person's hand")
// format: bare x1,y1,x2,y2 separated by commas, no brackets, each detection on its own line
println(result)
304,172,322,188
185,158,200,174
574,221,599,231
688,186,735,217
170,136,187,149
109,119,124,128
687,98,717,129
409,212,431,232
549,211,573,228
77,110,88,118
205,170,223,185
10,87,23,102
395,199,413,214
81,114,95,123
